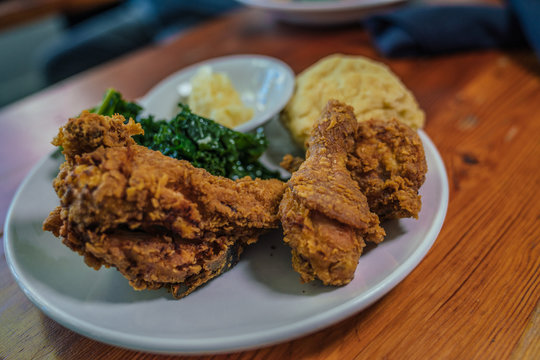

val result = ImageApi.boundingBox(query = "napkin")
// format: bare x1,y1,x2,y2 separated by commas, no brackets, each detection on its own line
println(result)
508,0,540,58
363,2,538,59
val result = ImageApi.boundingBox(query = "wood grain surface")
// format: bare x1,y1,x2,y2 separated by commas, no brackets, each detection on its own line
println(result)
1,7,539,360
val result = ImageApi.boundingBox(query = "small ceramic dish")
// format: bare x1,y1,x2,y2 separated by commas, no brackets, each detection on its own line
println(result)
138,54,295,133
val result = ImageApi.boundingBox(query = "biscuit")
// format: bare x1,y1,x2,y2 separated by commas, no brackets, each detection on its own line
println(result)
281,54,425,147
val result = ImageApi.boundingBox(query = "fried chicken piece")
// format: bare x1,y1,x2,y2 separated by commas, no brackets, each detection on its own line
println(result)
53,110,144,163
280,154,304,174
279,100,385,286
44,111,286,297
282,117,427,220
347,119,427,220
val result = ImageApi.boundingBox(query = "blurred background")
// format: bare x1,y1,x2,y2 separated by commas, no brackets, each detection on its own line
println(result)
0,0,528,110
0,0,241,109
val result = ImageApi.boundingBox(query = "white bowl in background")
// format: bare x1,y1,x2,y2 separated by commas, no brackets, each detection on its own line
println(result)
236,0,406,25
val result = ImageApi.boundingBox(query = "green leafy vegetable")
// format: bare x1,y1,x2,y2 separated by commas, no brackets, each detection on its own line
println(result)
89,88,142,120
91,89,282,180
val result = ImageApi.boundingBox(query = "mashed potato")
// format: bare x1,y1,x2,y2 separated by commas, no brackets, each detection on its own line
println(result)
281,54,425,147
188,66,253,128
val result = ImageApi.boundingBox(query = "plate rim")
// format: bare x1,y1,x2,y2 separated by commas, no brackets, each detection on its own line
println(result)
4,129,448,354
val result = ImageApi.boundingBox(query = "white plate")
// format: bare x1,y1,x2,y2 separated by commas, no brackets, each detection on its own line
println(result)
138,54,295,133
236,0,407,25
4,126,448,354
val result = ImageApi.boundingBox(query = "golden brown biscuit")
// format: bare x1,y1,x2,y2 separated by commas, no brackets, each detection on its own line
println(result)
281,54,425,147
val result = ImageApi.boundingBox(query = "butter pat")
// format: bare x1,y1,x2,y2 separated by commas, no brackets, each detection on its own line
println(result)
188,66,253,128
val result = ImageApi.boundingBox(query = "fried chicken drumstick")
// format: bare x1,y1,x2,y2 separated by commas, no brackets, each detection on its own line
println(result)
281,116,427,221
44,111,286,298
279,101,385,285
279,100,427,285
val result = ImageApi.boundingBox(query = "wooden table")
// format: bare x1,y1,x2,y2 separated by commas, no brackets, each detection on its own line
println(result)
1,7,539,360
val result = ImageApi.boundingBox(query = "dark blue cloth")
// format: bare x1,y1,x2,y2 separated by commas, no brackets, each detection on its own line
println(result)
508,0,540,59
364,3,538,59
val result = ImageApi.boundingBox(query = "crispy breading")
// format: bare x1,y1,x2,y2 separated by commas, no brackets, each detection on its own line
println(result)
52,110,143,163
347,119,427,220
43,102,427,295
44,111,285,298
279,100,385,285
282,116,427,221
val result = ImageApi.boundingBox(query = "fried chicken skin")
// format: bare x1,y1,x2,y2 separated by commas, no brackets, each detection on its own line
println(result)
52,110,144,163
279,100,385,285
347,119,427,220
44,111,285,297
282,116,427,221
